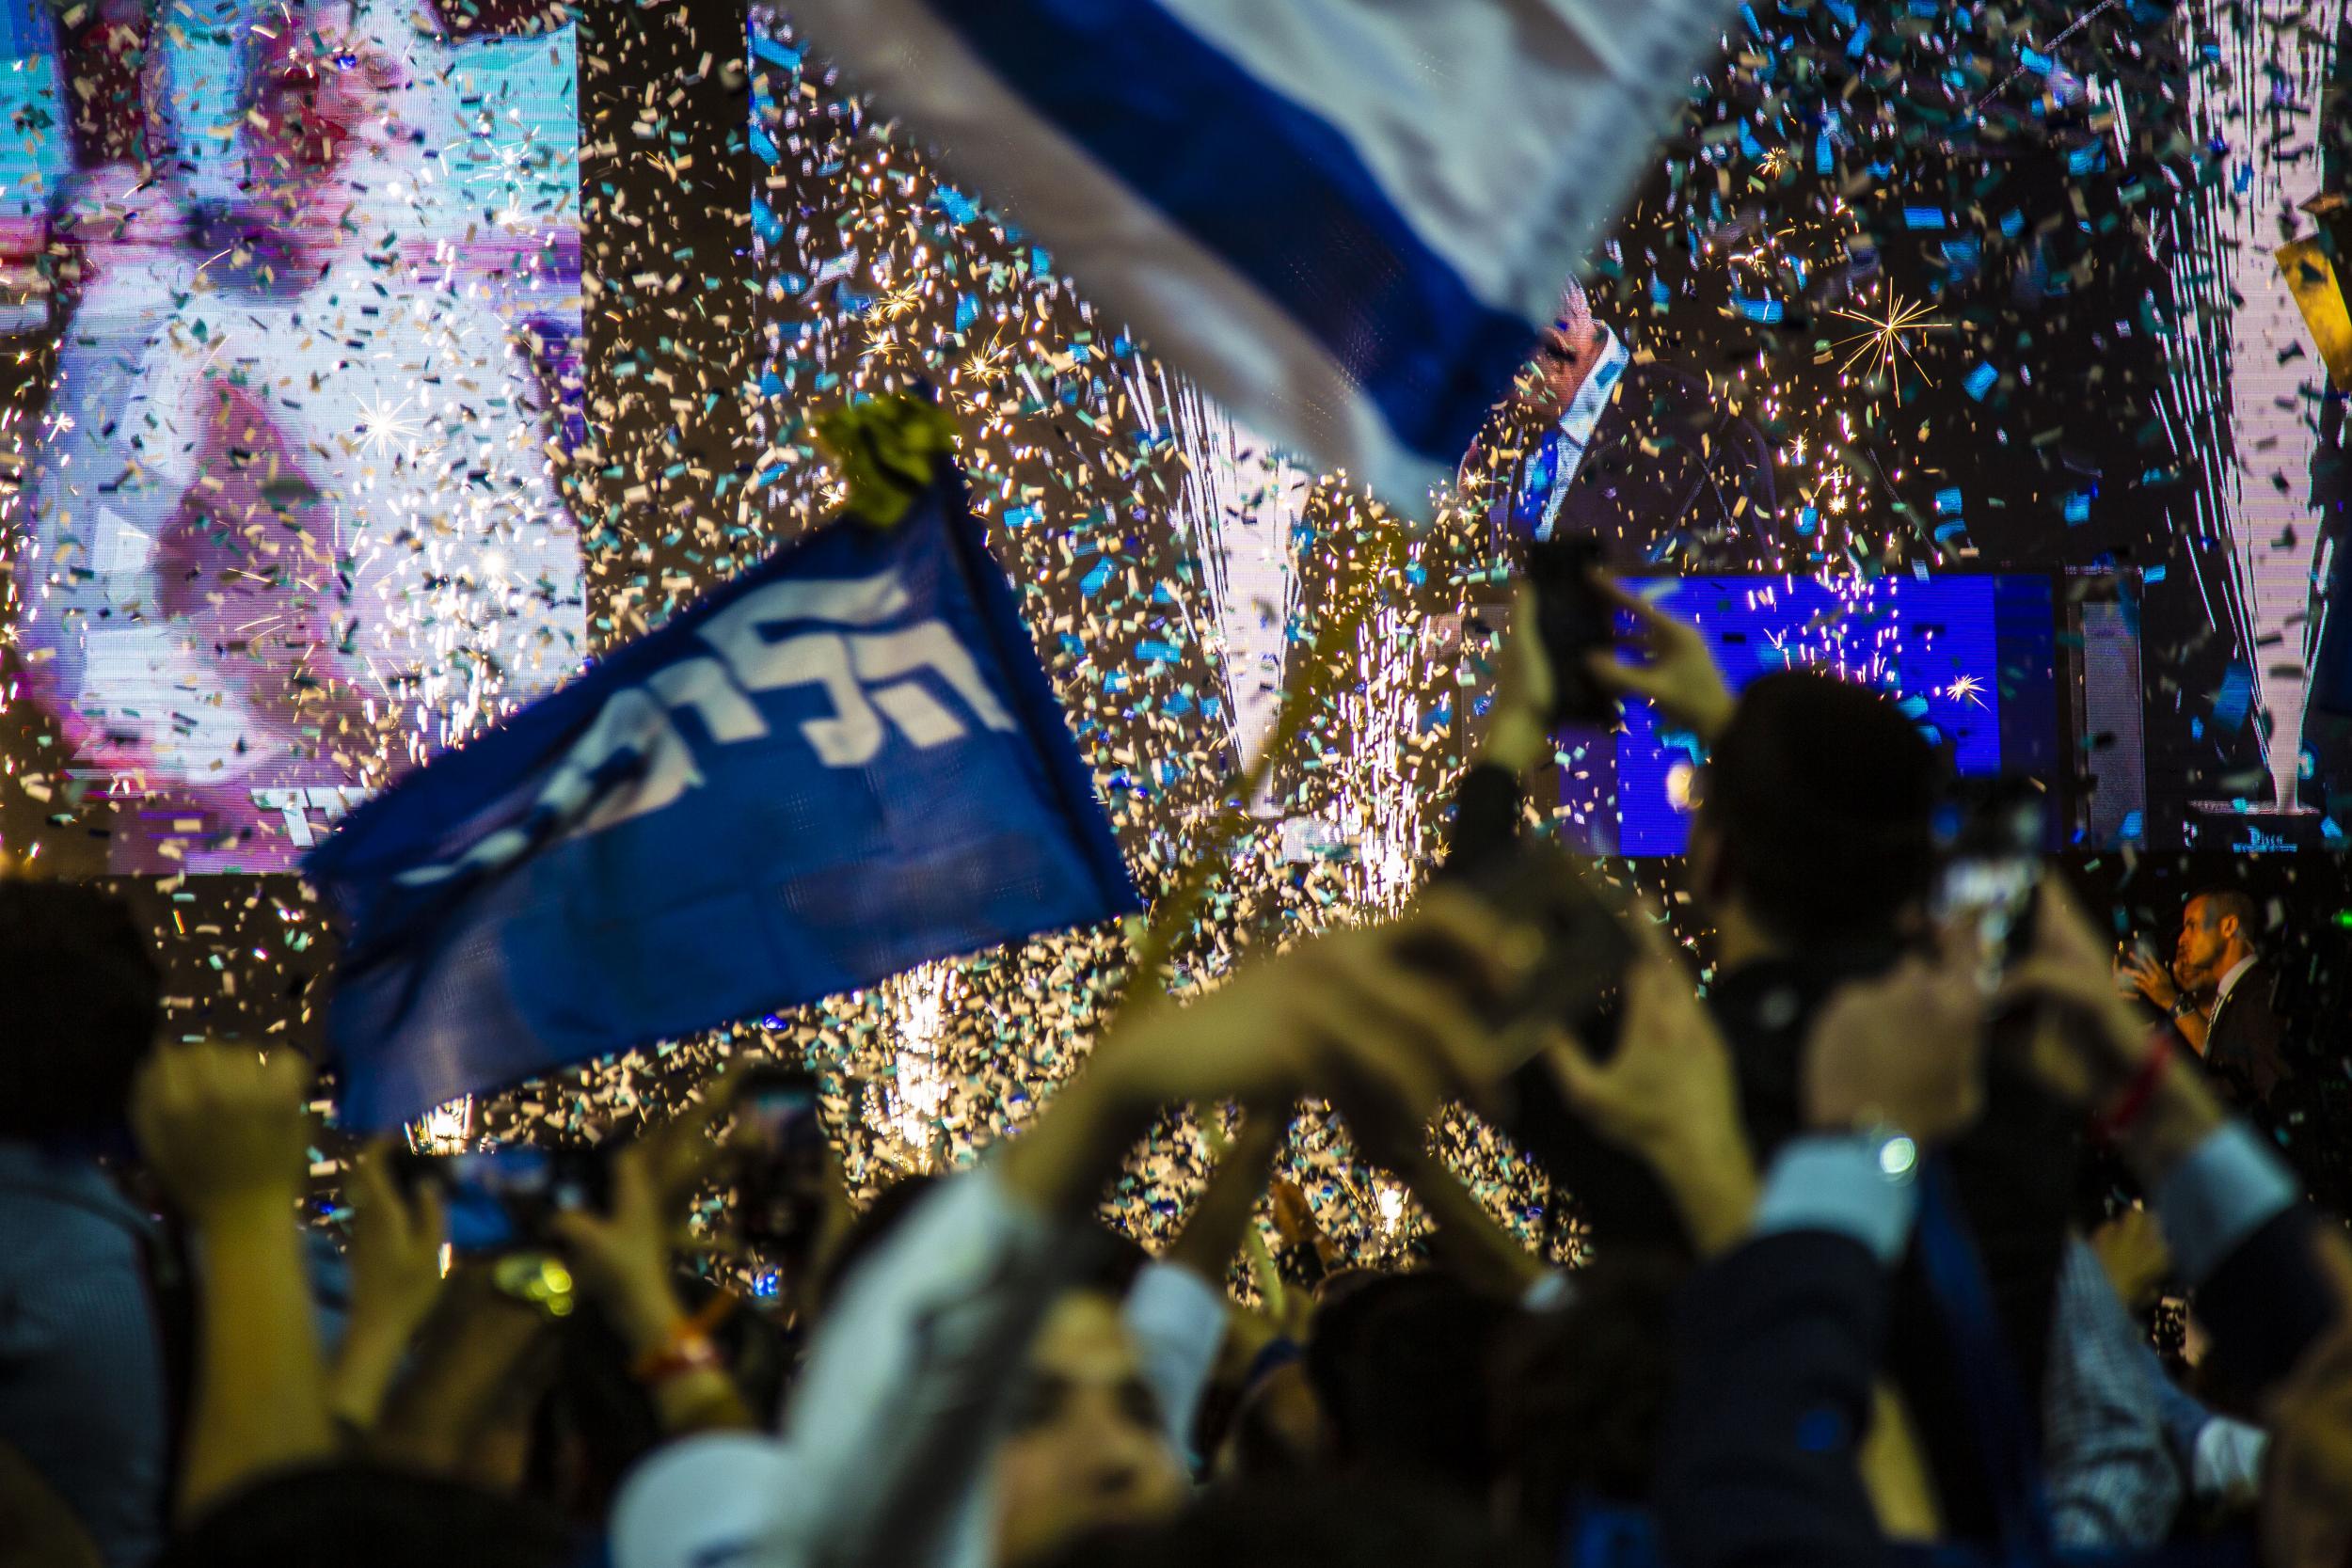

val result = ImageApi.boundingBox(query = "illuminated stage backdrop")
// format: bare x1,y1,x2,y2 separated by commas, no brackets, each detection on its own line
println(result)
2160,0,2342,822
1,0,585,873
1542,573,2063,856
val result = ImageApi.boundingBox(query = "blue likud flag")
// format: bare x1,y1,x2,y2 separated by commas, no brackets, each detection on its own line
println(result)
307,466,1137,1131
776,0,1740,516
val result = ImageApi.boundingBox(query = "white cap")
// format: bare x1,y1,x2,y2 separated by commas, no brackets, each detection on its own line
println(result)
610,1433,805,1568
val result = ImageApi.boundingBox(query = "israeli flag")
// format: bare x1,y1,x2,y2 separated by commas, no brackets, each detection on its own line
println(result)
307,467,1137,1131
781,0,1739,516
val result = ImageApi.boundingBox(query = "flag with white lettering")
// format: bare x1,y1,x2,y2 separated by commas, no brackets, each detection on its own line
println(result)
776,0,1740,517
307,461,1136,1131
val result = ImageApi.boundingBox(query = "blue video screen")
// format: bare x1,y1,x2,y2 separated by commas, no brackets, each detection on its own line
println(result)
1554,574,2059,855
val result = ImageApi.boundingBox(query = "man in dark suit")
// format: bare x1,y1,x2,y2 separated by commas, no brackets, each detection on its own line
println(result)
2119,889,2290,1108
1470,277,1778,568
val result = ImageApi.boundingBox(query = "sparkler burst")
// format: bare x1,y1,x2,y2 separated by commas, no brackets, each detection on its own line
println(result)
349,394,426,462
1828,292,1948,398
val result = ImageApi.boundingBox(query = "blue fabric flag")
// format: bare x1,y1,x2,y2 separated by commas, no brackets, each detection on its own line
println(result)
775,0,1740,518
307,468,1137,1131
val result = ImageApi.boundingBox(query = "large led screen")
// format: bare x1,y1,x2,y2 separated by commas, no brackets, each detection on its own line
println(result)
1549,573,2063,856
1,0,584,872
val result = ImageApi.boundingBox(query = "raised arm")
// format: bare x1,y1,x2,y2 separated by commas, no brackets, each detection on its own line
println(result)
755,894,1531,1568
131,1045,335,1522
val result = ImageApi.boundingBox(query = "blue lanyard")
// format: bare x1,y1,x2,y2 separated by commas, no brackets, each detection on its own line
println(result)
1556,1497,1661,1568
1914,1157,2055,1567
1909,1163,2259,1568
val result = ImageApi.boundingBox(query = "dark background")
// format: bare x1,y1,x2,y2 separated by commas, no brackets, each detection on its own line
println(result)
0,2,2337,1191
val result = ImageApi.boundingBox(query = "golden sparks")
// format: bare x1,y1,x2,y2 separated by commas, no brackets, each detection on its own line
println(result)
1828,291,1949,398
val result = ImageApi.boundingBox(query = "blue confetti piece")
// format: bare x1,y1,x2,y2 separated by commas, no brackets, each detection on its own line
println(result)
1057,632,1085,658
2000,208,2025,238
1964,362,1998,400
1740,122,1766,160
1166,692,1193,716
1004,504,1044,529
1079,558,1112,597
751,35,803,70
1797,505,1819,535
1941,237,1980,268
955,293,980,332
2067,146,2102,175
1649,277,1670,309
1816,132,1833,174
1135,639,1181,664
2021,47,2054,73
1031,246,1052,277
2145,564,2167,584
2234,161,2254,194
757,371,785,398
2120,810,2144,840
1825,0,1857,24
1733,295,1785,324
2065,492,2090,524
1933,487,1963,515
1848,21,1872,56
2214,665,2253,732
1932,521,1967,544
1904,206,1947,230
752,197,784,246
748,125,781,166
931,186,980,225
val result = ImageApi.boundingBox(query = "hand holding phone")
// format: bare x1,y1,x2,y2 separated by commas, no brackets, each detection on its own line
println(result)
1521,535,1617,725
1931,780,2046,989
733,1065,830,1252
394,1144,610,1258
1407,841,1633,1053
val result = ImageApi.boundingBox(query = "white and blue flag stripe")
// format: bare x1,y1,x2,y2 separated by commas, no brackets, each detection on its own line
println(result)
786,0,1740,515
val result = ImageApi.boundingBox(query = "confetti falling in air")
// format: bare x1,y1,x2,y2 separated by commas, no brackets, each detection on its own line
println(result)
0,0,2345,1272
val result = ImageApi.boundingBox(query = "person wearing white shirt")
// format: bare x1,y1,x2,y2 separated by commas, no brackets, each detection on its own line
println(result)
612,895,1530,1568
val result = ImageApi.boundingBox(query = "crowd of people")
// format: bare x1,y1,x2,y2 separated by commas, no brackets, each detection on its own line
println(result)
2,573,2348,1568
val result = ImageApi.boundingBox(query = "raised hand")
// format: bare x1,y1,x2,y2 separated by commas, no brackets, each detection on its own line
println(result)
346,1145,448,1336
1583,572,1736,744
131,1044,313,1225
2116,948,2182,1014
548,1142,755,1436
1547,906,1756,1255
1481,584,1560,774
1008,889,1536,1223
1997,881,2166,1112
130,1045,330,1518
1091,888,1528,1127
1803,931,1988,1145
547,1142,685,1349
328,1144,448,1431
